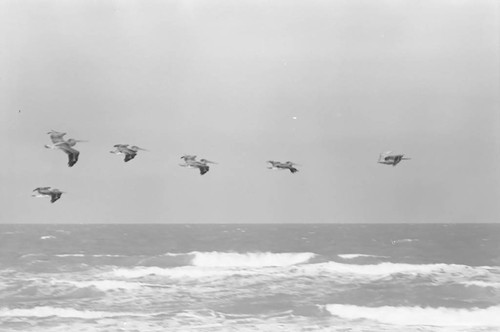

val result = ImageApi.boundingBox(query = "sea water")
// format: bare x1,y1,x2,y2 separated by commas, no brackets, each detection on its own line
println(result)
1,224,499,331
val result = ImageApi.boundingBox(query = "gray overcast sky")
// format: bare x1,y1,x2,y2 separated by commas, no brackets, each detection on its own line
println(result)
1,0,499,223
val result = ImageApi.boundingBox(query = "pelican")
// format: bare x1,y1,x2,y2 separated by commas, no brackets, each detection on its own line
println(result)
110,144,148,162
378,151,411,167
32,187,65,203
180,155,217,175
45,130,86,167
267,161,299,173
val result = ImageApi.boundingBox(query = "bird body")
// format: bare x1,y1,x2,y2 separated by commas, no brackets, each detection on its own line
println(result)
45,131,85,167
180,155,216,175
267,161,299,173
32,187,64,203
110,144,147,162
378,152,411,167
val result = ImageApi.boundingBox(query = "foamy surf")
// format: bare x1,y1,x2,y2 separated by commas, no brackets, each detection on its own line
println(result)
111,265,261,279
110,251,316,279
61,279,143,291
461,280,500,288
324,304,500,327
338,254,389,259
190,251,316,267
0,306,149,319
299,261,496,278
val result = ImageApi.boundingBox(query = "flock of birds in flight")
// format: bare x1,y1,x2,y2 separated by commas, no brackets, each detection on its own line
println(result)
32,130,411,203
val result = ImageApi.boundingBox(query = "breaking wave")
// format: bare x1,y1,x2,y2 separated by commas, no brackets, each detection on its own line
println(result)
298,261,495,278
324,304,500,327
0,306,148,319
135,251,316,269
55,254,85,257
110,252,315,279
391,238,418,245
62,280,143,291
110,256,499,283
461,280,500,288
55,254,126,258
338,254,388,259
190,251,315,267
111,266,260,279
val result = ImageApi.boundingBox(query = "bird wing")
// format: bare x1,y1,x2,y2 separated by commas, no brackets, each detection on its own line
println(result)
50,193,62,203
181,155,197,161
199,165,209,175
124,152,137,162
34,186,51,191
113,144,129,152
49,131,66,144
59,144,80,167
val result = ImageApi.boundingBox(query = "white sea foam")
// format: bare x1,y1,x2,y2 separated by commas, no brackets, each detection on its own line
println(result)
300,261,449,276
63,280,143,291
91,254,127,257
338,254,388,259
300,261,493,278
190,251,316,267
54,254,126,258
325,304,500,327
110,259,498,284
40,235,56,240
461,280,500,288
0,306,147,319
391,238,418,245
111,266,259,280
55,254,85,257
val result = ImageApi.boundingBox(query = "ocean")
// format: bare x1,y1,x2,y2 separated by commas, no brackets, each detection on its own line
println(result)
0,224,499,332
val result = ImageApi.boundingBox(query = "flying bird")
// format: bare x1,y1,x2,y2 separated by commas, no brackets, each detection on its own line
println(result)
110,144,148,162
180,155,217,175
32,187,65,203
45,130,86,167
378,151,411,167
267,161,299,173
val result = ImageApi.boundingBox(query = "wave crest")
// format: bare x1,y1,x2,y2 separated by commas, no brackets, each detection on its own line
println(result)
324,304,500,327
338,254,388,260
0,306,147,319
190,251,316,267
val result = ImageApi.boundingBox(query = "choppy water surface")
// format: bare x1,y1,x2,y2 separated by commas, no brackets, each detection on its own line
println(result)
1,224,499,331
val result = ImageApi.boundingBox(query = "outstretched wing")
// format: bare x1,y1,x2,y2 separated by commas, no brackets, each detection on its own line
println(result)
199,165,209,175
124,152,137,162
49,131,67,144
50,192,62,203
181,155,197,161
59,144,80,167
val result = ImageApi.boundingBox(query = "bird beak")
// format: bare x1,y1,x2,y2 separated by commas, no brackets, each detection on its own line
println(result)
206,160,217,164
74,140,88,143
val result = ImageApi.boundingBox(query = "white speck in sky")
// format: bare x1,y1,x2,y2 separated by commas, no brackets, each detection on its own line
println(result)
292,116,297,120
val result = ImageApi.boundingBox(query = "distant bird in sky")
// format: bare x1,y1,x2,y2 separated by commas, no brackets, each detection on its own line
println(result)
180,155,217,175
378,151,411,167
267,161,299,173
110,144,148,162
45,130,86,167
32,187,65,203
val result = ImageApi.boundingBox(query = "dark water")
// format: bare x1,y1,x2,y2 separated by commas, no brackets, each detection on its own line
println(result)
1,224,499,331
